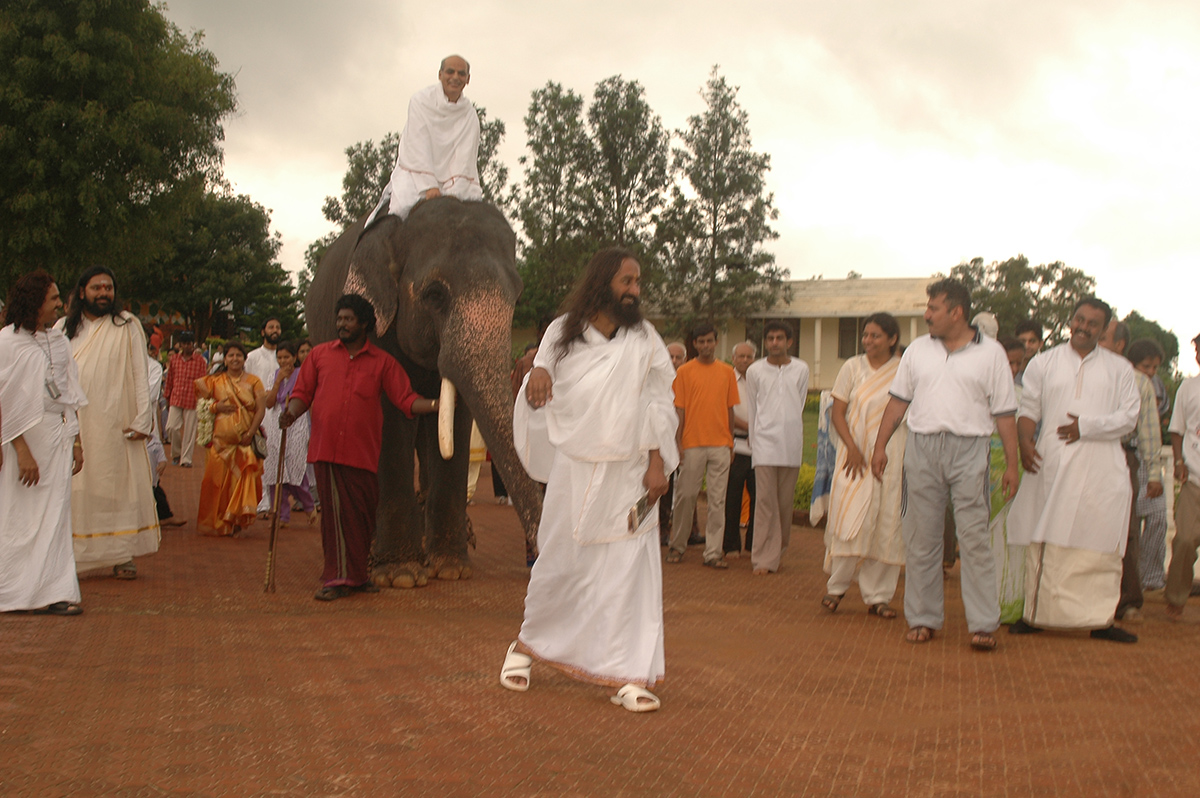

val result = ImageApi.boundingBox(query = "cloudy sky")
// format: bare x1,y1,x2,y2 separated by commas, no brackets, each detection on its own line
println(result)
165,0,1199,372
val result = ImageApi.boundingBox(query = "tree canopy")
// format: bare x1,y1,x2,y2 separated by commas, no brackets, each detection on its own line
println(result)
949,255,1096,346
0,0,237,295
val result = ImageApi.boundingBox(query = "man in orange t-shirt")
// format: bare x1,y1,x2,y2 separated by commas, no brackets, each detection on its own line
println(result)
666,323,740,568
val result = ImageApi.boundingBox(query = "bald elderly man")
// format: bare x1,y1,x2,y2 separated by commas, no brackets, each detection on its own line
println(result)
372,55,484,223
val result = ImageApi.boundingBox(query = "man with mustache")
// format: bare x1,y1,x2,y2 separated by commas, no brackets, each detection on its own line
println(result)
1007,297,1141,642
57,266,159,580
246,317,283,516
504,247,677,712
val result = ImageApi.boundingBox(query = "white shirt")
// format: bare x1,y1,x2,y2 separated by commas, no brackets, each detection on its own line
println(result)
889,330,1017,437
1169,376,1200,488
732,369,752,457
244,345,277,391
745,358,810,467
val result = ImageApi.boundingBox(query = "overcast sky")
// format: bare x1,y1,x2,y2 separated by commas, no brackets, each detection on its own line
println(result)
164,0,1199,373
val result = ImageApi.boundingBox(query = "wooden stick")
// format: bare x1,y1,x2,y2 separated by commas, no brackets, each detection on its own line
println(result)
264,427,288,593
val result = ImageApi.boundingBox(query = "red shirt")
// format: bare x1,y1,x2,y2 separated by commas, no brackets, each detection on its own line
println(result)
164,352,209,409
291,339,419,473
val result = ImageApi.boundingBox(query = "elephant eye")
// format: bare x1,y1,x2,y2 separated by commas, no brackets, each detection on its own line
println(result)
420,280,450,311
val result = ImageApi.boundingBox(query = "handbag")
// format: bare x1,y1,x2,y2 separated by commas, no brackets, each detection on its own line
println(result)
196,398,215,447
252,429,268,459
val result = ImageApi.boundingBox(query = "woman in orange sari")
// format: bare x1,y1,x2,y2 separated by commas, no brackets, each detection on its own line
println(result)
194,342,266,536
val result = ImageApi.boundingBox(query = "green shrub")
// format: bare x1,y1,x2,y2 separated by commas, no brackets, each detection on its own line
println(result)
793,463,816,510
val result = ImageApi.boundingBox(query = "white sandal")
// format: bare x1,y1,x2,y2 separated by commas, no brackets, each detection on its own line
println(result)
610,683,660,713
500,641,532,692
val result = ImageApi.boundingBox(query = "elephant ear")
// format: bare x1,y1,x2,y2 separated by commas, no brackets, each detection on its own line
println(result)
344,215,404,336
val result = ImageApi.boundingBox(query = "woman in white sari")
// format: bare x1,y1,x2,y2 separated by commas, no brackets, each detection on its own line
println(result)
822,313,906,618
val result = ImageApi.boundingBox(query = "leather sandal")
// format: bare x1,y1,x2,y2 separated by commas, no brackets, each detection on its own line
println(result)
821,594,843,612
868,603,897,619
905,626,934,644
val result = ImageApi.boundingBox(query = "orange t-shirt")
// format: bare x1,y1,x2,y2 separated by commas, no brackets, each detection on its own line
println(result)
673,359,740,450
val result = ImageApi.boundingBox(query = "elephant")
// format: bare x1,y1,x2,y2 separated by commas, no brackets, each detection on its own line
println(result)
305,196,542,587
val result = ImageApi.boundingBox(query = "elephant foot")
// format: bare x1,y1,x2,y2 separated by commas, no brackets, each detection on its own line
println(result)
372,561,429,589
427,552,473,581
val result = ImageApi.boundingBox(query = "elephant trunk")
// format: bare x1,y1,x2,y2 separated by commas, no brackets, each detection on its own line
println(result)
438,290,542,551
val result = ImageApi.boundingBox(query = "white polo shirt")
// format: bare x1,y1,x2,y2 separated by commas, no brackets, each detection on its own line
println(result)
1168,375,1200,488
889,330,1017,437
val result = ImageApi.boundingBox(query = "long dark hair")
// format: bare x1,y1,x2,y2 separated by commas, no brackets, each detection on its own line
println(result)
553,247,637,362
63,265,126,339
3,270,56,332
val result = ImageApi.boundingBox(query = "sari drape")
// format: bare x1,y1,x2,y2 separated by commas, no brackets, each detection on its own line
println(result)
197,372,263,535
824,355,905,569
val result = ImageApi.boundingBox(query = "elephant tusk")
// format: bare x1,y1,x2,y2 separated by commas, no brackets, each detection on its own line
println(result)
438,378,456,460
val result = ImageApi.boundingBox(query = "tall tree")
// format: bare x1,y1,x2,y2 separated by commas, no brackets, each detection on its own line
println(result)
131,191,300,342
950,255,1097,345
0,0,237,294
581,76,669,249
651,67,785,335
476,106,511,212
512,82,593,330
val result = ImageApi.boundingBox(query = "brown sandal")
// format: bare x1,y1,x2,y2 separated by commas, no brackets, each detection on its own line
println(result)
868,603,897,619
905,626,934,644
970,632,997,651
821,594,843,612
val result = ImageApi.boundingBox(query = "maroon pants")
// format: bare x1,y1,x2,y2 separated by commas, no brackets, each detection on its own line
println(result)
314,462,379,587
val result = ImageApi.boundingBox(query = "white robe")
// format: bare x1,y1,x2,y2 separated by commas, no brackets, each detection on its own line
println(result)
513,316,678,688
1006,343,1139,629
373,84,483,223
57,313,160,572
0,325,87,610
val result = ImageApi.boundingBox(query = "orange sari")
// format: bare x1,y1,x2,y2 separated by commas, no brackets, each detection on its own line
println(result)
197,372,264,536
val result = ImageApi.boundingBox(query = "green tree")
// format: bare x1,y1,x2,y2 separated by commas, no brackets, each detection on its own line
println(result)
581,76,669,249
512,82,593,330
651,67,786,336
950,255,1096,345
0,0,237,294
131,191,300,342
476,106,511,211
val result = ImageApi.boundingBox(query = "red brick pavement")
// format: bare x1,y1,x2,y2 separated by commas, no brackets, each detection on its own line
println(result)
4,455,1200,796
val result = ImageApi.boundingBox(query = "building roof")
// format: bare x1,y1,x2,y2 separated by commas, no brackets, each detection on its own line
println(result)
749,276,934,319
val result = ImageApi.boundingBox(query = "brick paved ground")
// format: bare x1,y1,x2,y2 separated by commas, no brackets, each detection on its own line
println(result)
4,455,1200,797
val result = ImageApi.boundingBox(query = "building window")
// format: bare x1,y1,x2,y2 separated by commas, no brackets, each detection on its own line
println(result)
838,317,863,359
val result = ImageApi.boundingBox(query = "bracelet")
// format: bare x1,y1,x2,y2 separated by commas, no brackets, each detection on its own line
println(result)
73,442,83,449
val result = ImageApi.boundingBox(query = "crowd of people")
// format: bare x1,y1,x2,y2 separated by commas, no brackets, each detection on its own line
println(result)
5,51,1200,717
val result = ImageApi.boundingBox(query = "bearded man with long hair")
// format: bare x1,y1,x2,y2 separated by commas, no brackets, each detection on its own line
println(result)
56,265,159,580
502,247,678,712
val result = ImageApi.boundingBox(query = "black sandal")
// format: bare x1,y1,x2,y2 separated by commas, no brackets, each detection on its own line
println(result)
821,594,844,612
33,601,83,616
970,632,998,651
313,585,352,601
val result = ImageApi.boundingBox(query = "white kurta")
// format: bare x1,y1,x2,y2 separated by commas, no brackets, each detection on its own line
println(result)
1007,343,1139,629
745,358,810,467
244,346,278,392
57,313,160,572
374,84,483,222
513,316,678,688
0,325,87,611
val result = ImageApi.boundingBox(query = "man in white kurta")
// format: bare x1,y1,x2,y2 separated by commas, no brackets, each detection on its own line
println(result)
745,321,810,574
1,278,88,613
56,267,159,577
246,318,280,514
374,55,483,223
506,250,678,710
1007,298,1140,641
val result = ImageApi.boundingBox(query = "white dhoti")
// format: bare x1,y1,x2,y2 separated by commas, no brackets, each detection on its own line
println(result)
0,411,82,611
520,449,665,687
